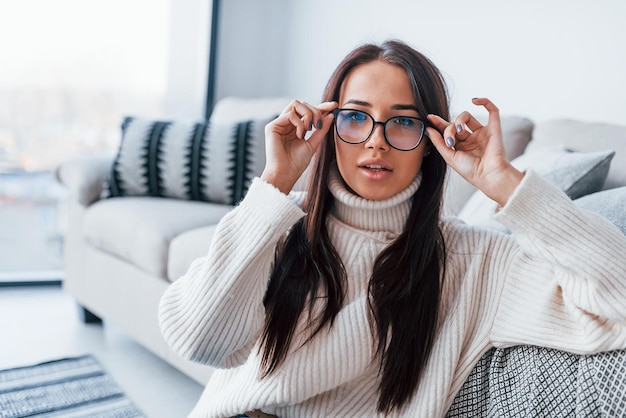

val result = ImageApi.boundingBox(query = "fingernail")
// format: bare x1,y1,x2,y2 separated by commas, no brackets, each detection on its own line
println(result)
456,124,463,133
317,119,322,129
309,122,313,131
445,137,455,147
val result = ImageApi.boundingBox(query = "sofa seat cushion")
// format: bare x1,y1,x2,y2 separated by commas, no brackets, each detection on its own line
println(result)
168,225,218,282
83,197,232,278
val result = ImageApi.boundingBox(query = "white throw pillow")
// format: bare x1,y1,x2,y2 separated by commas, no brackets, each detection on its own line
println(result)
458,147,615,232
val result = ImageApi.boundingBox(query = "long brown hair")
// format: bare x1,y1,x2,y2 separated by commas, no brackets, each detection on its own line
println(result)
260,40,449,414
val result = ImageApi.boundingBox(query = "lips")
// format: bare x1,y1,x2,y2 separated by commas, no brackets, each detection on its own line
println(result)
359,160,392,172
361,164,390,172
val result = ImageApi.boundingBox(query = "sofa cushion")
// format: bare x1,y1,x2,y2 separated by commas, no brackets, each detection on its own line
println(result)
83,197,232,278
458,148,615,232
168,225,218,282
443,116,534,216
101,115,272,205
574,187,626,235
525,119,626,190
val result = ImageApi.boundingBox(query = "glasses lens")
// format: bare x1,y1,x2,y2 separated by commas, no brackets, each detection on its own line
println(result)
335,110,372,143
385,117,424,150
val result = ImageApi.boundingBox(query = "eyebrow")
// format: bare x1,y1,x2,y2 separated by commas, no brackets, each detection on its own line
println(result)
343,99,419,112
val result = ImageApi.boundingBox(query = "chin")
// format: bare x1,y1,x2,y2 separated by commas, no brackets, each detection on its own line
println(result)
354,187,395,201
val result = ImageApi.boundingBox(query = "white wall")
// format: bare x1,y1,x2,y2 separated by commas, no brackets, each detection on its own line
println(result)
218,0,626,125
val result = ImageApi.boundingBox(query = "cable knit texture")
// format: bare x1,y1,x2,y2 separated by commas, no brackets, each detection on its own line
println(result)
158,167,626,418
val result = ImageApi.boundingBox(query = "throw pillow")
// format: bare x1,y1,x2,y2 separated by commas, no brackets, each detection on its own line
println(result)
446,346,626,417
101,115,272,205
574,187,626,235
457,147,615,232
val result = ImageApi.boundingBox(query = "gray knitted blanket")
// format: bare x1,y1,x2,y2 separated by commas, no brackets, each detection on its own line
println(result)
446,346,626,417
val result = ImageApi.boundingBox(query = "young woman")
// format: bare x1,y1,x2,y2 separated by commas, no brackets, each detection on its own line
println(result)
158,40,626,417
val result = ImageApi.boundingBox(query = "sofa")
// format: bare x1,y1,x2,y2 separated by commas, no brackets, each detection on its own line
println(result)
56,97,626,414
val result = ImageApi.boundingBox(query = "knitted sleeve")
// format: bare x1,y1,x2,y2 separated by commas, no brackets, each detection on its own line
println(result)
158,178,305,368
490,170,626,353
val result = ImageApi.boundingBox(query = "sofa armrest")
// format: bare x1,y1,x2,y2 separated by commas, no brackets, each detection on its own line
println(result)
56,155,113,206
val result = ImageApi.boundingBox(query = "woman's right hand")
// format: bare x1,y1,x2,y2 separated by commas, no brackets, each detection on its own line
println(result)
261,99,337,194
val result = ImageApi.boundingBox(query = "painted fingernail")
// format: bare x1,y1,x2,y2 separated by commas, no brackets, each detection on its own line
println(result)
445,137,455,147
456,124,463,133
317,119,322,129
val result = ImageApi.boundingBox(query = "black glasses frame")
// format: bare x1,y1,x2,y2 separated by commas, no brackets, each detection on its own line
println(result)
332,108,429,151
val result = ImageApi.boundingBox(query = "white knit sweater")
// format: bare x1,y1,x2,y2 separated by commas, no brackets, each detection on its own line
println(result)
158,168,626,418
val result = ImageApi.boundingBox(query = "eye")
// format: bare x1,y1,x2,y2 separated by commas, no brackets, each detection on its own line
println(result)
344,110,368,122
392,117,416,127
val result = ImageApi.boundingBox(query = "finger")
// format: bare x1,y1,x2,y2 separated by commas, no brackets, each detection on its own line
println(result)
428,114,457,149
427,114,450,133
316,101,338,113
454,110,483,135
426,125,456,163
316,102,338,120
266,113,299,144
295,100,333,133
295,101,316,133
471,97,501,130
280,99,301,116
313,102,339,129
283,99,316,134
285,109,308,139
302,102,338,140
306,111,335,152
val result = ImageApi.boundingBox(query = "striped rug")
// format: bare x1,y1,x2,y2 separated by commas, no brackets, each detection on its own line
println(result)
0,355,145,417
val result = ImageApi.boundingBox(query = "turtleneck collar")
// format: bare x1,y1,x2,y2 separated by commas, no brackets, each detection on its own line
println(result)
328,162,422,235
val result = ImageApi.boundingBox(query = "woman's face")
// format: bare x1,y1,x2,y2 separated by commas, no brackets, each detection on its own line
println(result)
334,60,427,201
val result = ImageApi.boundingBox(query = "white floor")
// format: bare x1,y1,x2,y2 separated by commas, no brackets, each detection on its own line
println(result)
0,284,205,418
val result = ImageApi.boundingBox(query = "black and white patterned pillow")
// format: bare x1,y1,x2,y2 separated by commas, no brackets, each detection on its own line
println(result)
102,116,272,205
446,346,626,417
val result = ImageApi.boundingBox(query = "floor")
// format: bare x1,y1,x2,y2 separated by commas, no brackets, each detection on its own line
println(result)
0,283,205,418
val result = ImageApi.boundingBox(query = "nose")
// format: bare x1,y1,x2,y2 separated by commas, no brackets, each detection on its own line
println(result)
365,122,388,150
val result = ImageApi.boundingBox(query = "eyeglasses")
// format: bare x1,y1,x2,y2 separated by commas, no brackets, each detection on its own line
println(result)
332,108,429,151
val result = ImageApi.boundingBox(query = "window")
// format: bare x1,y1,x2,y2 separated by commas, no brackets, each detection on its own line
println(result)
0,0,210,281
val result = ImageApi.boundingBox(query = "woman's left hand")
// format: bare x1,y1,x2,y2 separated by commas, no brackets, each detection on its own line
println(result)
427,98,524,206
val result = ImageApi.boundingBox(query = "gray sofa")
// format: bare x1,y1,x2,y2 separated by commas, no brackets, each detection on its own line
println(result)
57,98,626,413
